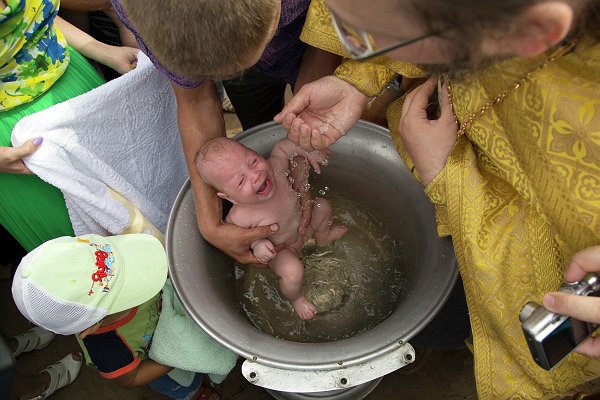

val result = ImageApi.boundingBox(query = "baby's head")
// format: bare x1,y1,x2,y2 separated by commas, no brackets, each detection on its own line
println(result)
195,138,275,205
11,234,167,335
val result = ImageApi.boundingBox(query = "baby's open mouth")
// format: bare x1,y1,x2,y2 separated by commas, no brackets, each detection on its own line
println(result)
257,177,271,195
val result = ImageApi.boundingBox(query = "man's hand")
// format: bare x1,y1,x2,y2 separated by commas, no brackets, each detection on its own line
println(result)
543,246,600,358
274,76,367,152
202,222,278,266
399,76,458,186
0,138,42,174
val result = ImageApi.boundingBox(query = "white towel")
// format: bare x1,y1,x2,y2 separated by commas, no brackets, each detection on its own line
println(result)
11,53,187,235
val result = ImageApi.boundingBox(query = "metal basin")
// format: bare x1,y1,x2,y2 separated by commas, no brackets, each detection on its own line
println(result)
166,121,457,393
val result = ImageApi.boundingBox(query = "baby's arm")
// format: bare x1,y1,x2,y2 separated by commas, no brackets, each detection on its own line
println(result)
112,359,173,388
251,239,276,264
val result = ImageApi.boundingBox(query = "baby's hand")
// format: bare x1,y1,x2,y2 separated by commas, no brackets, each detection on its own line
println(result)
305,148,334,174
251,239,276,264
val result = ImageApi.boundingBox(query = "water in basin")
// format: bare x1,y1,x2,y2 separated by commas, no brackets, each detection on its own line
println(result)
235,197,406,343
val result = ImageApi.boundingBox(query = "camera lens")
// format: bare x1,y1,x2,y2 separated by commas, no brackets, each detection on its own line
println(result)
519,302,538,322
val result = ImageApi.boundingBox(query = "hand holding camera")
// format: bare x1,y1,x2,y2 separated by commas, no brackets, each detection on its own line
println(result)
520,246,600,369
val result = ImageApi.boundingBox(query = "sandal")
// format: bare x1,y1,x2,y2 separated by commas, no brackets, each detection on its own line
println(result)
35,352,83,400
11,326,55,358
194,376,222,400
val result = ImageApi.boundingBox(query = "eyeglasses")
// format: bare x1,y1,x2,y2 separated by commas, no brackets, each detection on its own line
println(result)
329,8,437,61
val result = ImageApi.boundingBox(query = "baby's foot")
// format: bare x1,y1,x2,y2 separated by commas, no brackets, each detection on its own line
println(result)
316,225,348,246
291,296,318,320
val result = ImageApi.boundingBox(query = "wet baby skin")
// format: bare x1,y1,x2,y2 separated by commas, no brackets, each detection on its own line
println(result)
197,138,347,319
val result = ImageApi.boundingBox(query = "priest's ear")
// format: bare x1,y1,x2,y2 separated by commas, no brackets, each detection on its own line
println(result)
484,1,573,57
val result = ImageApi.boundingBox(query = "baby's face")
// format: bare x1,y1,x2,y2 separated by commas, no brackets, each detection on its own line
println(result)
213,144,275,205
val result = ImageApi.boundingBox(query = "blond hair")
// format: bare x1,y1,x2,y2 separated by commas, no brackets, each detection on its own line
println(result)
120,0,280,80
194,137,237,188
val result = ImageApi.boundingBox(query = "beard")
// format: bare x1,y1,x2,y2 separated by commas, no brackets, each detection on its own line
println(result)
422,43,512,80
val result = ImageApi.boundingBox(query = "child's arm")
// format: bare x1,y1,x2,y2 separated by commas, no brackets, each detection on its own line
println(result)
54,16,138,74
112,359,173,389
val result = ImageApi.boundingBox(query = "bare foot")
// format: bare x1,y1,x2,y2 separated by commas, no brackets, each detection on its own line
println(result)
316,225,348,246
291,296,318,320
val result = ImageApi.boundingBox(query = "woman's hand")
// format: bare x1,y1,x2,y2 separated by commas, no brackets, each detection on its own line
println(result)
0,137,42,174
274,76,367,152
543,246,600,358
398,76,458,186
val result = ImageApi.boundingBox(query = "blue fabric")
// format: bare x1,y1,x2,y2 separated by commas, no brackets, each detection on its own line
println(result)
83,329,136,376
149,372,202,400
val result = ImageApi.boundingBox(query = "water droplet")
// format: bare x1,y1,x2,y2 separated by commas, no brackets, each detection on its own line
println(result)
318,190,326,195
316,203,322,208
324,186,329,191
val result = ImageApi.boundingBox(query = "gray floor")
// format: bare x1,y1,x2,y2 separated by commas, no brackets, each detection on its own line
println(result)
2,111,477,400
2,276,476,400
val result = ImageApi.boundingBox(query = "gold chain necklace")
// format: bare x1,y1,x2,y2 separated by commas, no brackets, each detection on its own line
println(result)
444,39,578,136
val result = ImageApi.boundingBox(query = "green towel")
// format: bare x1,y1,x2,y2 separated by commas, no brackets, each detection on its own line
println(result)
149,279,238,385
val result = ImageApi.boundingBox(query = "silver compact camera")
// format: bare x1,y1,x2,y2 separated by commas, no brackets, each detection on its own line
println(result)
519,272,600,370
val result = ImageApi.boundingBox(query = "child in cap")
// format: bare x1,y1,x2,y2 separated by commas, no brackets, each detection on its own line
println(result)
11,233,218,400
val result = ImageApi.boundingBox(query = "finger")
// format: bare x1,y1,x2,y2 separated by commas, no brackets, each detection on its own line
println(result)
15,137,43,158
311,128,327,151
277,90,311,124
298,123,314,151
438,83,456,125
318,131,337,151
405,76,439,119
288,121,301,144
20,161,33,175
574,336,600,358
245,224,278,243
565,245,600,282
310,155,321,174
543,292,600,324
283,113,297,131
291,117,304,139
236,250,260,266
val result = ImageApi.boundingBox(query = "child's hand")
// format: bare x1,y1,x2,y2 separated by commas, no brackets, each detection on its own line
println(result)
251,239,276,264
108,46,139,75
305,148,334,174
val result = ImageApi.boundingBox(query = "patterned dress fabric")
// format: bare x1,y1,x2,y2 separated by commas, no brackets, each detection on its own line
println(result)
0,0,69,111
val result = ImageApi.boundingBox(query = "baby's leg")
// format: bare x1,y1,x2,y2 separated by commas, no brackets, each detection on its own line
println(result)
269,248,317,320
310,197,348,246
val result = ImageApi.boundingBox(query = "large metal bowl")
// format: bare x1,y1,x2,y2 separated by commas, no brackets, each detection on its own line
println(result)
166,121,456,385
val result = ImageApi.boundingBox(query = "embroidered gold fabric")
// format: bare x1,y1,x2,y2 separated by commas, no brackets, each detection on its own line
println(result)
301,0,426,97
301,1,600,398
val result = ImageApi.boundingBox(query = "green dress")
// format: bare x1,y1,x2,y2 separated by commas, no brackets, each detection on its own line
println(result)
1,0,105,250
